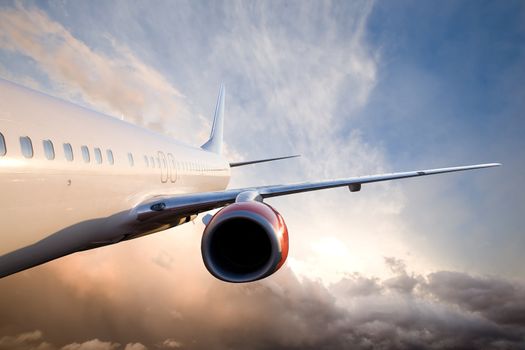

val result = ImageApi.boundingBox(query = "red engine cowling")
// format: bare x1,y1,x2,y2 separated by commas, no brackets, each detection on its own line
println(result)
201,201,289,283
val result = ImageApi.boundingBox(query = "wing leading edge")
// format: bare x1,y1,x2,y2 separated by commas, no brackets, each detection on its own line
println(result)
135,163,500,226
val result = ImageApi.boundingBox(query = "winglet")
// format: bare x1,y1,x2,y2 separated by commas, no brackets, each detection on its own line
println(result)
201,84,225,154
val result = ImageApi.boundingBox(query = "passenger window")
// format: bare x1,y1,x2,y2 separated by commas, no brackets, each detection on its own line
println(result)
144,155,149,167
63,143,74,161
106,150,114,165
19,136,33,158
0,132,6,156
43,140,55,160
128,153,134,166
81,146,90,163
94,148,102,164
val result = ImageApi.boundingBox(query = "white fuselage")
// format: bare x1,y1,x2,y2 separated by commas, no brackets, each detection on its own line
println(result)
0,79,230,258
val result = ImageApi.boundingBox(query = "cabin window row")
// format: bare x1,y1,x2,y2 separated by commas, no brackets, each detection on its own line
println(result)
1,132,226,173
0,133,115,165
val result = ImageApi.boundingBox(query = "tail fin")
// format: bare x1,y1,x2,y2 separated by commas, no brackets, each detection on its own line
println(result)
201,84,225,154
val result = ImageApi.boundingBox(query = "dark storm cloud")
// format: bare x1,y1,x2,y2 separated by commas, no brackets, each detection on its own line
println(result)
425,271,525,327
1,256,524,350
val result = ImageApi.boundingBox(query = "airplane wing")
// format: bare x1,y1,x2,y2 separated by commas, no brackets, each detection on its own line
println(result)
0,162,499,280
135,163,500,227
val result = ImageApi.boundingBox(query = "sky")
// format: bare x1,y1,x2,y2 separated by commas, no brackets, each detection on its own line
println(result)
0,0,524,349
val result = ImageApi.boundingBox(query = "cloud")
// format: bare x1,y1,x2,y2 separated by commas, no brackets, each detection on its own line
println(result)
158,339,182,349
152,250,175,271
0,332,149,350
123,343,147,350
0,330,53,350
328,265,525,349
1,245,525,350
0,3,204,144
61,339,120,350
425,271,525,327
0,332,133,350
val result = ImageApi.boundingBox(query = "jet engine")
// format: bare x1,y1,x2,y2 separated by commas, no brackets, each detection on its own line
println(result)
201,201,289,283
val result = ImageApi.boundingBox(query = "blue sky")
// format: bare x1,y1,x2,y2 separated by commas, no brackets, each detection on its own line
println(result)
361,0,525,277
362,1,524,163
0,1,524,349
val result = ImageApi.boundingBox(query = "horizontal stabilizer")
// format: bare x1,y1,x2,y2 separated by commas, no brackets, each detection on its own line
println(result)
230,155,300,168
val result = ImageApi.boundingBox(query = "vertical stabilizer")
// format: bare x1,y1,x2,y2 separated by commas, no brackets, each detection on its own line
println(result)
201,85,225,154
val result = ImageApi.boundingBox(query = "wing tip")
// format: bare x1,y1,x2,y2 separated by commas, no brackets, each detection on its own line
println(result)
480,162,502,168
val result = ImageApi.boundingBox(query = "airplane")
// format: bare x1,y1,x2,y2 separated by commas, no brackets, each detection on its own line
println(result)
0,78,500,282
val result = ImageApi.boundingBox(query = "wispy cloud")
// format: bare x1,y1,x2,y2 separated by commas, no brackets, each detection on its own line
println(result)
188,0,418,279
0,3,205,144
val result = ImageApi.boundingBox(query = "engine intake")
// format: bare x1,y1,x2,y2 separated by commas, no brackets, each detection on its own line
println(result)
201,201,289,283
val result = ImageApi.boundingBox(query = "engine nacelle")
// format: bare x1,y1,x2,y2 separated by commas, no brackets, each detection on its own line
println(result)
201,201,289,283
